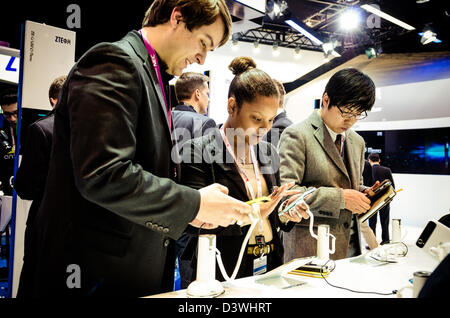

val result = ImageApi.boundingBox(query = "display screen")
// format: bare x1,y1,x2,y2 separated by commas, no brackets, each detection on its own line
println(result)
358,127,450,175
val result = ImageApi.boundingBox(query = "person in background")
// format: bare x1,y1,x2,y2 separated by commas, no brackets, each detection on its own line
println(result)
172,71,216,147
24,0,253,298
279,68,377,260
171,71,216,288
179,56,309,284
262,79,293,149
0,88,18,195
14,75,66,298
368,153,395,245
361,159,379,250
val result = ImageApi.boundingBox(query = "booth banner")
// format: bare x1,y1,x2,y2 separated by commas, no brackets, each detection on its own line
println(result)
0,48,20,84
21,20,75,110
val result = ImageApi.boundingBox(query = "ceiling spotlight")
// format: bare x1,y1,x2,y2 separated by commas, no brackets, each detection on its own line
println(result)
231,39,239,51
419,30,441,45
294,45,301,59
253,40,260,54
272,42,280,57
339,8,361,31
365,47,377,59
267,0,288,20
322,40,341,59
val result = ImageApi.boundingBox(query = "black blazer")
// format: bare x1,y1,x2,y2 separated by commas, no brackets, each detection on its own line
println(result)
179,129,293,281
27,31,200,297
15,111,54,225
14,112,54,298
262,111,293,149
372,164,395,189
362,159,373,187
172,102,216,146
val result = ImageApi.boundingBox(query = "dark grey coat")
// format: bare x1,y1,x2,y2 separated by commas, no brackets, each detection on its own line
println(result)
26,31,200,297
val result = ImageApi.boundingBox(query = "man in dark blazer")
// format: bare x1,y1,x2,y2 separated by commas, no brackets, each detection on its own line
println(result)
14,75,66,298
368,153,395,244
24,0,253,298
279,68,376,260
171,71,216,287
172,72,216,148
263,79,293,149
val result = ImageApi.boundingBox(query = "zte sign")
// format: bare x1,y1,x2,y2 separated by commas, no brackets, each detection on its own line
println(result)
0,53,19,84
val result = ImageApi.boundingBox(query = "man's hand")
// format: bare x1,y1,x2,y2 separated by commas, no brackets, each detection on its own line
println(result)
343,189,371,214
190,183,252,229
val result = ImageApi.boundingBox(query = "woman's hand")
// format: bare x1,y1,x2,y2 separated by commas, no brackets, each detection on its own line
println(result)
279,192,311,223
258,181,299,219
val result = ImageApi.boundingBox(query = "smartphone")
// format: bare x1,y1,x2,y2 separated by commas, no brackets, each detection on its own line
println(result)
278,187,317,216
366,179,392,202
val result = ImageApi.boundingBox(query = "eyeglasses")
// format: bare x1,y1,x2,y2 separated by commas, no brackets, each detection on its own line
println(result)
336,105,367,120
2,110,18,118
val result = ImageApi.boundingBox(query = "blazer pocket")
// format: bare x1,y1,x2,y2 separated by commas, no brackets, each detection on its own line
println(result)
80,223,134,258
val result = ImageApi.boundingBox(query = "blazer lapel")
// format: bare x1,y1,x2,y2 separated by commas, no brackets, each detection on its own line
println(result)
311,116,349,180
124,31,171,134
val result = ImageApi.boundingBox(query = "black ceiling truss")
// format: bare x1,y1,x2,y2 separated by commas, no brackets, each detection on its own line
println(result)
235,27,322,51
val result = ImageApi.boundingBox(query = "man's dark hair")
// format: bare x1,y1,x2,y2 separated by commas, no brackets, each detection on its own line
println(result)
48,75,67,102
175,72,209,103
323,68,376,113
142,0,232,47
0,88,18,107
368,153,380,162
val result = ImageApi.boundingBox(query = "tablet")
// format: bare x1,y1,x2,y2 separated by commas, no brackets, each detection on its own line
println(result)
358,184,396,223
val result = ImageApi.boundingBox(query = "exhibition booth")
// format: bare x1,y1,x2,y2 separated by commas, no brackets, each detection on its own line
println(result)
0,0,449,302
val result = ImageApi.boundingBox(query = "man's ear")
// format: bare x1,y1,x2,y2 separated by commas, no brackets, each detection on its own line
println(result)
322,92,329,108
169,6,184,29
194,89,201,101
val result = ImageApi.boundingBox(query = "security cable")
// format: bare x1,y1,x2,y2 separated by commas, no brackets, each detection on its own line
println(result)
319,259,398,296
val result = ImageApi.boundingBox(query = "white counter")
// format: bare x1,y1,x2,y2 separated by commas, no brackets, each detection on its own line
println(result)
147,243,438,299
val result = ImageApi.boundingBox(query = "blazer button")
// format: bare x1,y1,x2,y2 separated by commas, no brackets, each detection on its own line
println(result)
152,224,158,231
163,228,169,234
145,221,153,228
157,226,164,232
163,239,170,247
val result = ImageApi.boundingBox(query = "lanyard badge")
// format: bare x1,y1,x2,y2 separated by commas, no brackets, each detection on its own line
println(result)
139,29,172,130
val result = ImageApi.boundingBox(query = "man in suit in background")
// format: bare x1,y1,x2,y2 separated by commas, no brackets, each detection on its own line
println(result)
361,159,379,250
263,79,293,149
279,68,376,260
172,72,216,148
171,71,216,288
25,0,252,298
0,89,18,195
14,75,66,298
368,153,395,245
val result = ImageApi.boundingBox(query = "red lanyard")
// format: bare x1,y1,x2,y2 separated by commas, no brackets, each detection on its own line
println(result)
139,29,171,130
220,126,262,200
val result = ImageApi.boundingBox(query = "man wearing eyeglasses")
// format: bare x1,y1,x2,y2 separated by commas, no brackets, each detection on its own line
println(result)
0,89,18,195
279,68,376,260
